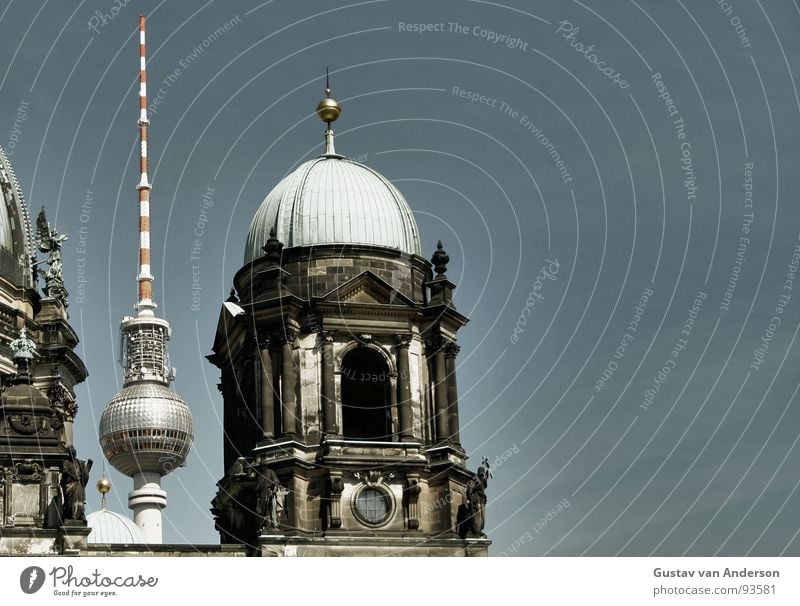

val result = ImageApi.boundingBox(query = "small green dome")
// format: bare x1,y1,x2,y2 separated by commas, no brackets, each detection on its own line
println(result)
87,509,146,544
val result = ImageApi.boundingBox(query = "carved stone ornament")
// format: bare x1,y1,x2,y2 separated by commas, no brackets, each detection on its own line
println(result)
8,414,40,436
48,384,76,421
330,475,344,495
48,384,68,404
425,334,447,352
396,334,412,348
353,470,394,486
327,472,345,529
60,400,78,420
280,328,298,344
257,334,272,350
262,227,284,264
9,461,45,483
431,241,449,276
444,342,461,359
403,476,422,530
9,327,36,361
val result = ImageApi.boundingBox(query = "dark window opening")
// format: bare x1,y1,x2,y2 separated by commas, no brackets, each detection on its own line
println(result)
341,348,391,440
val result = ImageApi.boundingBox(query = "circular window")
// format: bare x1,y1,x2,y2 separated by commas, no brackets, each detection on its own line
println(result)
353,486,391,526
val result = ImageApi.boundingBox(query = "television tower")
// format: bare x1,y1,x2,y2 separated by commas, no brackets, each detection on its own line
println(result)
98,15,193,544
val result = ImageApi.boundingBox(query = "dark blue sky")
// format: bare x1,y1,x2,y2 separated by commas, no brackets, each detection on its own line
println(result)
2,0,800,555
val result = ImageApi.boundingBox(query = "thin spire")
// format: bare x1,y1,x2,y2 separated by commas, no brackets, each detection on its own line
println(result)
136,14,155,317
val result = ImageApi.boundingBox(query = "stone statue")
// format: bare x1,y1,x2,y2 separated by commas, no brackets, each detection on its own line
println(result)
210,459,249,542
35,207,69,306
60,446,92,523
463,465,490,538
256,468,283,531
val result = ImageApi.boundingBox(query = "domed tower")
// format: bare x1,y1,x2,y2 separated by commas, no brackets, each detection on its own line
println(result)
0,147,89,555
98,15,193,544
209,80,490,556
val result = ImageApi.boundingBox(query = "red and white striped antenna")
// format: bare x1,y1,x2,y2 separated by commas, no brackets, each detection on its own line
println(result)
136,14,155,317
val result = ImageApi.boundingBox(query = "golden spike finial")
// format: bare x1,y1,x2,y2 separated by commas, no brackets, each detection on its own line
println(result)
316,68,341,156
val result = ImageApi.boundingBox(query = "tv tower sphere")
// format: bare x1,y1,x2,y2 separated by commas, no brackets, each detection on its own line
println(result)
99,346,193,477
100,383,193,476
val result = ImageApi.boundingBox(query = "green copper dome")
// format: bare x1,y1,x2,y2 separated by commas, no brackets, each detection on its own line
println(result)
244,155,422,262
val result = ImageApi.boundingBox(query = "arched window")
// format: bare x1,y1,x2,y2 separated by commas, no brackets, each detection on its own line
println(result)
341,347,391,441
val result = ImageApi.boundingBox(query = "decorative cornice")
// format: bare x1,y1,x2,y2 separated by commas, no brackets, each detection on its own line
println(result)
313,301,420,319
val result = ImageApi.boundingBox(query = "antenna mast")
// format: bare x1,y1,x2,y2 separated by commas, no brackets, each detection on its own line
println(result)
98,16,194,545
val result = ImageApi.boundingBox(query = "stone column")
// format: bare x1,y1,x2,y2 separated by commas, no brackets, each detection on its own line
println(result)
396,335,413,440
320,331,338,435
388,374,398,439
445,342,461,446
430,337,450,442
280,329,298,436
258,336,275,438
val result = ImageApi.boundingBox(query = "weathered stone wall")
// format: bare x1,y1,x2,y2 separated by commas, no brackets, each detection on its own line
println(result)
234,245,432,305
287,257,417,300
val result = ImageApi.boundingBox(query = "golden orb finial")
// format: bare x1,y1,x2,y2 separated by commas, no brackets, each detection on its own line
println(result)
316,67,341,124
96,472,111,511
316,97,341,124
96,473,112,510
97,475,112,494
